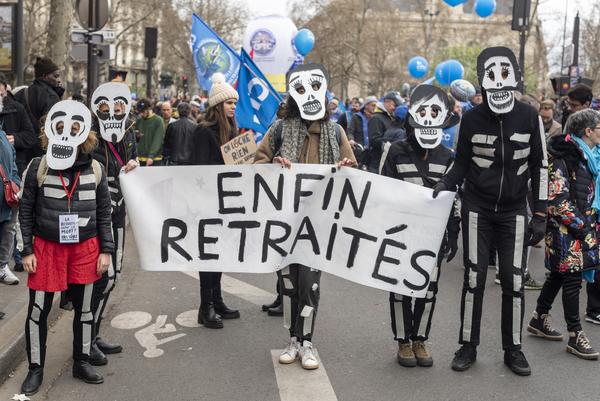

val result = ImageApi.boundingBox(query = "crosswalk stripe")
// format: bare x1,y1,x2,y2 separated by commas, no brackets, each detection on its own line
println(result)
181,271,274,306
271,349,338,401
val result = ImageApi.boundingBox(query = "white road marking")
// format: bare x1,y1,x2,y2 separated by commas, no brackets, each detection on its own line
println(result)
176,309,201,328
110,311,153,330
181,272,275,306
271,349,338,401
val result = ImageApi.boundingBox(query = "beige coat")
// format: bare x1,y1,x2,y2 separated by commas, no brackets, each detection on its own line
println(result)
254,121,357,166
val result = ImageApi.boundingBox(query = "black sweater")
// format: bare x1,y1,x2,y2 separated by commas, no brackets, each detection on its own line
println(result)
440,100,548,214
19,153,114,255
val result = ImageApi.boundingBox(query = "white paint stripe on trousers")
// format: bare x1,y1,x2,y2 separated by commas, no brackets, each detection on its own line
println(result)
512,215,525,346
463,211,478,342
271,350,338,401
29,291,45,365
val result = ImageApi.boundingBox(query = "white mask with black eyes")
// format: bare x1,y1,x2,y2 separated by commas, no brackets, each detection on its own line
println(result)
481,55,519,114
408,86,450,149
91,82,132,143
44,100,92,170
287,65,328,121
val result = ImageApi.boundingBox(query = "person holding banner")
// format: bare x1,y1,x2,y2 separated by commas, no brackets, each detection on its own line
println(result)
380,85,460,368
192,73,241,329
433,47,548,376
89,82,139,366
19,100,113,395
254,63,356,370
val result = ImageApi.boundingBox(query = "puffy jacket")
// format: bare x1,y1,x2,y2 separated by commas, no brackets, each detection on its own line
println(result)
19,153,114,256
92,117,137,223
163,117,198,165
0,94,36,176
545,134,600,273
440,99,548,214
0,130,19,222
14,79,64,160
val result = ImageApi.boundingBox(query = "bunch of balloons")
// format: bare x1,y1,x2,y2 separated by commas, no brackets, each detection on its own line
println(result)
442,0,496,18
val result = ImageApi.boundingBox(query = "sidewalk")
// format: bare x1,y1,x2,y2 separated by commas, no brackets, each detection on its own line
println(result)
0,265,62,385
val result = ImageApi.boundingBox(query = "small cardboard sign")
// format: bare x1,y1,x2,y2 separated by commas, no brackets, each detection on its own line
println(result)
59,214,79,244
220,132,257,165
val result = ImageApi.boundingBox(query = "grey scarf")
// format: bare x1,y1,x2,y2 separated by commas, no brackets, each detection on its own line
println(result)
270,117,340,164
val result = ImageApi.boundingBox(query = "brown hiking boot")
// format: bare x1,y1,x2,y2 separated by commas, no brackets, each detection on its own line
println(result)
397,342,417,367
412,340,433,367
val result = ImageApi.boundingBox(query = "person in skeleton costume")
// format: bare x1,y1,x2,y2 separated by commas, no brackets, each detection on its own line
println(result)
433,47,548,376
89,82,138,365
255,63,356,370
19,100,113,395
380,85,460,367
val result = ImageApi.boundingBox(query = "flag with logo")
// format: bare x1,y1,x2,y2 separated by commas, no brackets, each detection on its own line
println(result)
190,14,240,91
235,48,282,137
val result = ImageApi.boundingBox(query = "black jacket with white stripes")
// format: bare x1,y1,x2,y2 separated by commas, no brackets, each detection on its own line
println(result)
380,134,460,235
439,99,548,214
19,153,114,256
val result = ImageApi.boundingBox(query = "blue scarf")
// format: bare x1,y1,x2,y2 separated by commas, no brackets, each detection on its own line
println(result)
571,135,600,284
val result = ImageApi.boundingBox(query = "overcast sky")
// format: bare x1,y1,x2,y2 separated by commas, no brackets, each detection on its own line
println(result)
244,0,595,72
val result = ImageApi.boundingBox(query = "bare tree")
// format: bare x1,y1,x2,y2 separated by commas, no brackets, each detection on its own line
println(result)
582,2,600,93
23,0,51,68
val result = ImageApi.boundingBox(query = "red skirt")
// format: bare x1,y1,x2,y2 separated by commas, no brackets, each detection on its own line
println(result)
28,236,101,292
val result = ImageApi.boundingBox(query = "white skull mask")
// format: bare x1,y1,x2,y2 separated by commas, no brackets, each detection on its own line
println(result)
287,64,328,121
477,47,521,114
44,100,92,170
91,82,132,143
408,85,451,149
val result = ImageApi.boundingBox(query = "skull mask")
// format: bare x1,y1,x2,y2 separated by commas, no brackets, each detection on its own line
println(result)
477,47,521,114
408,85,452,149
44,100,92,170
91,82,132,143
287,63,329,121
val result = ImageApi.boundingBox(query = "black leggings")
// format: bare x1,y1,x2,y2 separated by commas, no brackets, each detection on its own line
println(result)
536,270,582,332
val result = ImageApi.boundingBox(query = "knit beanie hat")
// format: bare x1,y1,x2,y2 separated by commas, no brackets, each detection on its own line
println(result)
208,73,238,107
34,56,59,78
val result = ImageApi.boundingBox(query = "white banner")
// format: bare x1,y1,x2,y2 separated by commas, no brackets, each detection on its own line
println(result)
121,165,454,297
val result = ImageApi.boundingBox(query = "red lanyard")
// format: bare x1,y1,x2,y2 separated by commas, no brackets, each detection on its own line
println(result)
58,171,81,212
107,142,125,168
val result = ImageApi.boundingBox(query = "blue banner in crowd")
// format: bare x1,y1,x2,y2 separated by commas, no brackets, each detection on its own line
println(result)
235,48,282,137
190,14,240,91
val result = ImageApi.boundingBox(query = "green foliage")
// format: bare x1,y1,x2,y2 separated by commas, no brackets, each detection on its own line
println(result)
433,44,483,86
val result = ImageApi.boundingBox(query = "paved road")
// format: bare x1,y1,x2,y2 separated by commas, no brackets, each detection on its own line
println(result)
0,230,598,401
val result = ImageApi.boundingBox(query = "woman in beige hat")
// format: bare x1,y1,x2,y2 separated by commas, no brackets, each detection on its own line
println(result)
193,73,240,329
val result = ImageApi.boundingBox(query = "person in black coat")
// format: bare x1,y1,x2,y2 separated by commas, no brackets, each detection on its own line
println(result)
14,57,64,161
192,73,240,329
163,103,198,165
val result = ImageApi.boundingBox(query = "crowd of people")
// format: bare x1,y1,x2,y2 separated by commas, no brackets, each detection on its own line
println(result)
0,45,599,396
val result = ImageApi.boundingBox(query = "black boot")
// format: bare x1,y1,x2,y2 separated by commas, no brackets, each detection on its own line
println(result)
262,296,282,312
198,289,223,329
89,341,108,366
21,365,43,396
268,303,283,316
96,336,123,354
213,285,240,319
72,360,104,384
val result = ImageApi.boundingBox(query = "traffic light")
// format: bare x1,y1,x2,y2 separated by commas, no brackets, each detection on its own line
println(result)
159,72,173,87
182,75,189,91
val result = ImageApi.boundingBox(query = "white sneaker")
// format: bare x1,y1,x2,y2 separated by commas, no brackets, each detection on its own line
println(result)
279,337,299,364
300,341,319,370
0,265,18,285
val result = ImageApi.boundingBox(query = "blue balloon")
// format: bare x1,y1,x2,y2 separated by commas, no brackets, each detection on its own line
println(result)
407,56,429,79
294,29,315,57
443,0,468,6
434,60,464,86
475,0,496,18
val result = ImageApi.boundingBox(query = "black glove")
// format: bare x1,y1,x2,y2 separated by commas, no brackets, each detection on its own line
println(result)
527,214,546,246
445,232,459,263
432,182,448,199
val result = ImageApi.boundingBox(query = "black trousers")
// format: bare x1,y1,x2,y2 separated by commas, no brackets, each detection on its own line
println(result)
459,201,527,350
278,264,320,342
586,276,600,316
92,222,125,338
390,254,443,342
536,270,582,332
25,284,94,368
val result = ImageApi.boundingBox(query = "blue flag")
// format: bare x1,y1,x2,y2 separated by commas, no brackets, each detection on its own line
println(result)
190,14,240,91
235,48,282,137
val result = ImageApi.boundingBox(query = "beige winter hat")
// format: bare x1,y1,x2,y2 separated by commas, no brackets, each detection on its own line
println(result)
208,73,238,107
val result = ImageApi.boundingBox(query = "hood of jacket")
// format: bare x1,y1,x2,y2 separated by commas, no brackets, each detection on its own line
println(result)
547,133,584,165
